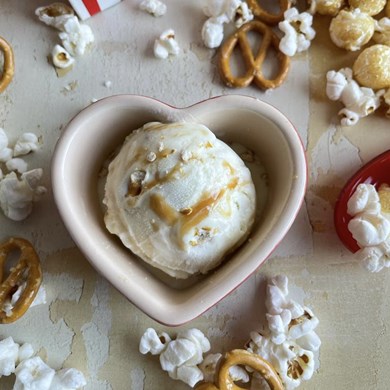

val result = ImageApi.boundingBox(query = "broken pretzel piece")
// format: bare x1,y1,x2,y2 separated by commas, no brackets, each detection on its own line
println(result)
219,20,290,89
0,237,42,324
0,36,15,93
196,349,284,390
247,0,290,25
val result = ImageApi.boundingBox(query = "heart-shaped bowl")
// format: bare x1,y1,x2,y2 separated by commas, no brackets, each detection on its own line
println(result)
334,149,390,253
52,94,306,326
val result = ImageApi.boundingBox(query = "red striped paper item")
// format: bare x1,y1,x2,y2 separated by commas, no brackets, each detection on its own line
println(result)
68,0,123,20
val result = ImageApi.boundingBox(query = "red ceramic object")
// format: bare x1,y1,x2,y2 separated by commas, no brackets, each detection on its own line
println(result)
334,149,390,253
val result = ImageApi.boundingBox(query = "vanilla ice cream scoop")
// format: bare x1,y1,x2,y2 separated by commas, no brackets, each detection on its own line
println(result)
103,122,256,279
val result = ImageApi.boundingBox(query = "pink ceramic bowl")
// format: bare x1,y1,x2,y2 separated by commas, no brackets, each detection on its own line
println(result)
51,95,306,326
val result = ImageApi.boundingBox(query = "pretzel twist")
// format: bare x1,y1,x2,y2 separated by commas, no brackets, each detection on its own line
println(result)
0,237,42,324
0,36,15,93
247,0,290,25
219,20,290,90
196,349,284,390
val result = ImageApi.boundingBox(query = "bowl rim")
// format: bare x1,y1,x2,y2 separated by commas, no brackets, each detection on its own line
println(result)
51,94,307,326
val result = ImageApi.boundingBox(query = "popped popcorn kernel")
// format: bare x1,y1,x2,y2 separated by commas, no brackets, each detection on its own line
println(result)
35,3,75,31
347,183,390,272
51,44,75,69
353,44,390,90
153,29,180,59
139,0,167,17
279,8,316,56
309,0,344,16
349,0,386,16
373,17,390,46
329,9,375,51
326,68,381,126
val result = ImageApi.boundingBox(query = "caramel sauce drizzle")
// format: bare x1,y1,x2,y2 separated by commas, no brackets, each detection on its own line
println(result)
149,176,240,248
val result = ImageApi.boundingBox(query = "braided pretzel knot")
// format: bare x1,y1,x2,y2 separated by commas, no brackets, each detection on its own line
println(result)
0,36,15,93
219,21,290,89
195,349,284,390
247,0,290,25
0,237,42,324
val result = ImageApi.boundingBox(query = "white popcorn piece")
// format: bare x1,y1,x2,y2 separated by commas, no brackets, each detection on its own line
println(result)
14,356,56,390
277,343,315,389
153,29,180,59
0,169,47,221
0,337,20,377
0,128,8,150
139,328,171,355
141,328,210,387
373,17,390,46
326,68,381,126
13,132,40,157
177,329,211,357
173,365,204,388
139,0,167,16
6,158,28,174
247,332,315,390
279,8,316,56
201,0,252,47
51,45,75,69
0,337,86,389
50,367,87,390
347,183,390,272
0,147,13,163
229,364,250,383
348,214,390,247
357,241,390,272
198,353,222,383
17,344,34,363
347,183,381,216
201,16,227,49
234,2,253,28
160,339,201,373
203,0,229,17
35,3,75,31
59,16,94,57
247,276,320,389
383,88,390,118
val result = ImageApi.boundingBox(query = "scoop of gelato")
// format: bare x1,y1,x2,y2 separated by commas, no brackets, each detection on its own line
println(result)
103,122,256,278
